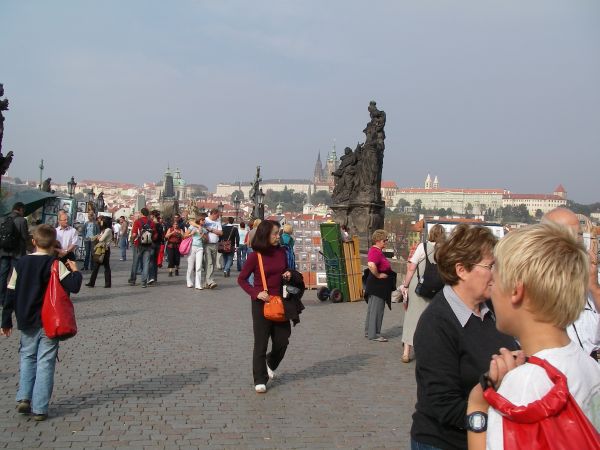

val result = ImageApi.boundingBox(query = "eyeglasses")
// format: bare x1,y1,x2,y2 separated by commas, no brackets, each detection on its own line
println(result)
474,263,494,271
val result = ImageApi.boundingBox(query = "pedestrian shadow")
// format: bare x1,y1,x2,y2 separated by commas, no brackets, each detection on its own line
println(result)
51,367,217,416
276,354,372,386
382,325,403,339
74,290,148,303
77,309,142,321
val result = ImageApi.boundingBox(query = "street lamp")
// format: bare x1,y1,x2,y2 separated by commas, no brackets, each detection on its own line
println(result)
67,176,77,198
217,201,224,215
233,195,241,221
199,206,206,214
257,188,265,220
276,202,283,215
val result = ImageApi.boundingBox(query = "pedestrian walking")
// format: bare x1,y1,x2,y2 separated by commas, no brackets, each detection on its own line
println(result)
203,208,223,289
86,217,112,288
165,220,183,277
0,202,29,306
186,213,208,289
220,217,239,277
364,229,396,342
148,210,164,284
117,216,128,261
237,221,248,271
81,212,98,271
399,224,446,362
0,224,82,421
238,220,293,394
410,224,518,450
128,208,156,288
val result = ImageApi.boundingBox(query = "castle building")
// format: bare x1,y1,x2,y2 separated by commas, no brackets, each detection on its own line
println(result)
312,142,339,191
160,167,188,200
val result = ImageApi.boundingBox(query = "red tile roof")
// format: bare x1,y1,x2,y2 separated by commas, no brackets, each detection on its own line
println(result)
397,188,505,194
554,184,566,193
381,181,398,189
503,194,564,201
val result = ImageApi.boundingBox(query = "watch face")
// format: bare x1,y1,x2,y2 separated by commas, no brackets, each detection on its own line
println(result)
469,413,487,432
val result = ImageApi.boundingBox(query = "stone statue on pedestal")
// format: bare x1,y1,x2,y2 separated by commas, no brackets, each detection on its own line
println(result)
331,101,387,249
42,178,52,193
0,83,14,182
95,192,106,212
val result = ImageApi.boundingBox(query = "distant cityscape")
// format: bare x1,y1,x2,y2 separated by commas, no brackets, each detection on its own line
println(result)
3,148,597,223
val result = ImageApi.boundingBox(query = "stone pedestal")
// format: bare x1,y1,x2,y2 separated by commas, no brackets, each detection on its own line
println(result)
331,200,385,251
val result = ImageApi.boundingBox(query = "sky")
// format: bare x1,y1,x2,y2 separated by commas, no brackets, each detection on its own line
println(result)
1,0,599,202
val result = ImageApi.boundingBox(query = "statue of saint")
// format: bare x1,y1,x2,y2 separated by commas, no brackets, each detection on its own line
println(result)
96,192,106,212
0,84,8,153
42,178,52,193
332,147,359,204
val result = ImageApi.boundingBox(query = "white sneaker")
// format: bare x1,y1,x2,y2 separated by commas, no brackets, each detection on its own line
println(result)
195,287,204,290
148,279,155,285
255,384,267,393
267,364,275,380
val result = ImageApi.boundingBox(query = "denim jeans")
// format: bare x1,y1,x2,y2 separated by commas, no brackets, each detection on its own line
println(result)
222,252,234,274
118,236,128,260
149,243,160,280
17,328,59,415
0,255,14,307
410,439,443,450
236,244,247,271
130,245,152,284
83,240,95,270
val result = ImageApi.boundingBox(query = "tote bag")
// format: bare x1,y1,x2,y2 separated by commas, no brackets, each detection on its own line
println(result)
41,260,77,340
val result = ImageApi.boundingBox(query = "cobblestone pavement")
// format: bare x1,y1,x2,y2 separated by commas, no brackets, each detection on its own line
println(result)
0,257,417,449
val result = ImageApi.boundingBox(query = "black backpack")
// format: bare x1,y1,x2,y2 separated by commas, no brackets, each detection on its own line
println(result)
414,241,444,299
0,215,18,251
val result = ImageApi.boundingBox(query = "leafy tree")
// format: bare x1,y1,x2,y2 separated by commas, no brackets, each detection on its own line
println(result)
230,190,244,203
396,198,410,209
13,177,23,184
311,190,332,205
465,203,474,217
413,199,422,214
535,209,543,220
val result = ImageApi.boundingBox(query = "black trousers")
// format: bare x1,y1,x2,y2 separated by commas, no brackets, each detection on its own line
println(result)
251,299,291,385
166,246,180,269
89,248,111,287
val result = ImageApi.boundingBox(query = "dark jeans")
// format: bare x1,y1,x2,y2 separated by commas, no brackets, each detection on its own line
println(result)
118,236,128,260
149,243,160,280
0,256,14,307
237,244,247,271
83,240,95,270
251,299,291,385
88,248,111,287
410,440,443,450
166,246,180,269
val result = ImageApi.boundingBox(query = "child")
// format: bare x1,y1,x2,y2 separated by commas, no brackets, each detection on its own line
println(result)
0,224,82,421
467,222,600,449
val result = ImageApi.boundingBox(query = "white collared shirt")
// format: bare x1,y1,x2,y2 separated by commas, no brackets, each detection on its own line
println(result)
204,217,222,244
56,226,79,251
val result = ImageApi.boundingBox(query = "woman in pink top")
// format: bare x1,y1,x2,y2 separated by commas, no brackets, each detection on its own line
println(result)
364,229,392,342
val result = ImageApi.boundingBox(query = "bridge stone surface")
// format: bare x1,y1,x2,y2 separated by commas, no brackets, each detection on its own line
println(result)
0,258,417,449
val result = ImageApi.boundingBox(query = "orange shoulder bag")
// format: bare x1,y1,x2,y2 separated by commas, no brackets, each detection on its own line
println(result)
257,253,287,322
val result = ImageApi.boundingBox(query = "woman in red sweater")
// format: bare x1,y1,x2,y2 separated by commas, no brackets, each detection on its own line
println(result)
238,220,291,394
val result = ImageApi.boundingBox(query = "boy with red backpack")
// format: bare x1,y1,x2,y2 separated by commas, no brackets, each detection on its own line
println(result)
1,224,82,421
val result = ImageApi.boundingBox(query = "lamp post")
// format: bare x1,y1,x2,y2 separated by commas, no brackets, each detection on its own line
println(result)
257,188,265,220
38,159,44,190
87,189,96,213
233,195,241,222
67,176,77,198
217,201,224,215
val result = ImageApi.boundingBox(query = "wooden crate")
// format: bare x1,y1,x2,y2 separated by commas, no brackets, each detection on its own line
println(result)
342,236,364,302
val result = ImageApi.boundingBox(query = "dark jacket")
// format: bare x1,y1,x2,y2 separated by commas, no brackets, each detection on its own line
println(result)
0,211,29,259
363,268,397,310
221,225,239,251
283,270,306,326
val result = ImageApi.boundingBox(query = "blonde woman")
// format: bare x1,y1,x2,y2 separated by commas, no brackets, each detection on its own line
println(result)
400,224,446,362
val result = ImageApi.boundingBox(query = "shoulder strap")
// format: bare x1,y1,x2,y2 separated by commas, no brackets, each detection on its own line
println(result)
257,253,268,292
227,226,234,240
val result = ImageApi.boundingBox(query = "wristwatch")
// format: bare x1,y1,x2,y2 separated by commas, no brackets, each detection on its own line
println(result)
465,411,488,432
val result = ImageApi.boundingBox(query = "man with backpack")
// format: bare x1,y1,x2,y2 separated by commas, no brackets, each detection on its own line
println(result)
127,208,156,288
0,202,29,306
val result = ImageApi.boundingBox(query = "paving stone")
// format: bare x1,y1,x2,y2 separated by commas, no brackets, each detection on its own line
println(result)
0,259,416,449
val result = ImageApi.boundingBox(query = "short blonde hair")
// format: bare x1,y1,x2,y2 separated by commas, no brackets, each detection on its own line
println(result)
428,224,446,243
371,229,388,244
283,223,293,234
494,222,589,328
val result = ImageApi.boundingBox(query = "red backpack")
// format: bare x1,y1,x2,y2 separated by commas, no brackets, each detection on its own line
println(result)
483,356,600,450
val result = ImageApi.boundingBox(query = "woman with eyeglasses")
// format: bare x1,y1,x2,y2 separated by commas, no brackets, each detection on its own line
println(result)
364,229,396,342
410,224,518,450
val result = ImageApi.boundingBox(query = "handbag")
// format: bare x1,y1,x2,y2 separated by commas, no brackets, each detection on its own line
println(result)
92,243,106,264
483,356,600,450
414,241,443,299
179,236,192,256
257,252,287,322
41,260,77,340
218,226,235,254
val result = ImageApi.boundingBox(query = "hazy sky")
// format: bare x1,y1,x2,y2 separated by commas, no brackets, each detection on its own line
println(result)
2,1,599,202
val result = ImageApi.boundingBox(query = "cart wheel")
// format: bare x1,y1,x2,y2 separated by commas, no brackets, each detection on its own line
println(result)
317,287,330,302
330,288,343,303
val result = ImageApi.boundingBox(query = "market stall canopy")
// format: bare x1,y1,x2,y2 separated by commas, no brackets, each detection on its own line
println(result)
0,187,56,217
